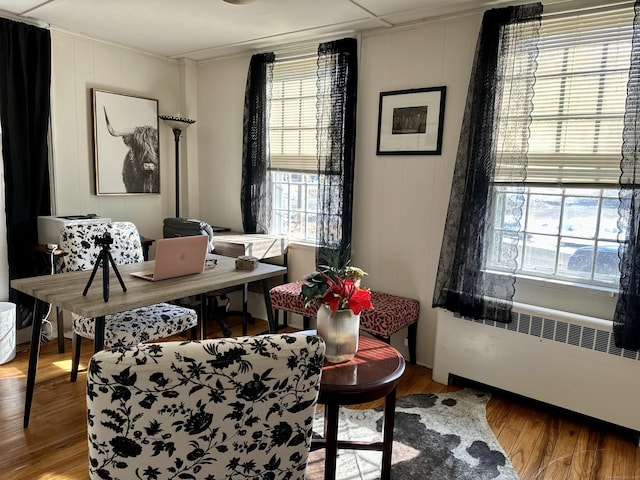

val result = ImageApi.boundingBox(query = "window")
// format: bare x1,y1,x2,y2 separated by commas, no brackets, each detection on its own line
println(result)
487,7,634,290
269,56,319,243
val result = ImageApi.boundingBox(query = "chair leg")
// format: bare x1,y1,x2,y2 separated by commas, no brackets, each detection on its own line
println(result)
211,297,232,337
71,332,82,382
369,333,391,345
408,322,417,365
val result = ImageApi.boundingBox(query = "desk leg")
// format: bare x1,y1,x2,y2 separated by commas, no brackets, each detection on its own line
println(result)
323,404,339,480
94,316,105,353
142,243,151,261
262,279,275,333
56,307,65,353
241,283,248,336
381,387,398,480
199,293,207,340
24,299,47,428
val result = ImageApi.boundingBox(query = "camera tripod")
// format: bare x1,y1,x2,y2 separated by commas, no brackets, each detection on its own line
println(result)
83,232,127,302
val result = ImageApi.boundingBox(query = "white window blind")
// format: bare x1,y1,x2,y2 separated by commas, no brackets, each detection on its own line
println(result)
495,6,633,185
269,56,318,173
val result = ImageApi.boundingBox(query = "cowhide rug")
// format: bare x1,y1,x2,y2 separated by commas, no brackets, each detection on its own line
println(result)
306,389,519,480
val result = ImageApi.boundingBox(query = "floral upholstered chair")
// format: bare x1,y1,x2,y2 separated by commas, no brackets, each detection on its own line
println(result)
59,221,198,381
86,334,326,480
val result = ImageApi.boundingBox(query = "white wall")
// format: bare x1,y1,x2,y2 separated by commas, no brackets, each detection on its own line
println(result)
19,32,191,343
196,54,250,233
44,15,482,366
353,17,479,366
195,15,481,367
49,30,189,242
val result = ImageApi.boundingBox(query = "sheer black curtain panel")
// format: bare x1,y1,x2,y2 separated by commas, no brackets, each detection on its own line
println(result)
615,0,640,350
0,18,51,327
241,52,275,234
315,38,358,267
432,4,542,323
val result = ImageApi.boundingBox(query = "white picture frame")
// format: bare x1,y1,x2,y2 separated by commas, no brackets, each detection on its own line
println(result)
92,89,160,195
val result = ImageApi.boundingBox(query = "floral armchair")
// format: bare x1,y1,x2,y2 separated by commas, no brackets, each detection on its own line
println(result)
59,221,198,381
86,334,326,480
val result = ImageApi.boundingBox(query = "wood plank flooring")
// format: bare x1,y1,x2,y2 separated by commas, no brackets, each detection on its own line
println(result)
1,315,638,479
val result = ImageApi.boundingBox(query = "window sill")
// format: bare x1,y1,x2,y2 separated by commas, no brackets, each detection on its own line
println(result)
286,241,317,251
513,273,617,321
515,272,618,297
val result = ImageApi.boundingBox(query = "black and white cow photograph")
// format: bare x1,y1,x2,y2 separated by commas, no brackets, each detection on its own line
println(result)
92,89,160,195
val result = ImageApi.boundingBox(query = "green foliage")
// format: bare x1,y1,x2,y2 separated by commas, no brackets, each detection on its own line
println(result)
299,254,367,309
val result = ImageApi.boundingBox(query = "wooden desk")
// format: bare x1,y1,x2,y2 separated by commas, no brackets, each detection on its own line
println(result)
211,233,288,332
312,336,406,480
213,233,287,259
11,255,286,428
32,244,66,274
140,238,155,261
32,240,155,355
32,245,68,353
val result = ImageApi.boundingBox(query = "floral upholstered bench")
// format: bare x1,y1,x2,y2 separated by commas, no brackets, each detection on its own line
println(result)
269,280,420,364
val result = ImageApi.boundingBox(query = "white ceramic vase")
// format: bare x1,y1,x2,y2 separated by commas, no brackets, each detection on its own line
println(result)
316,304,360,363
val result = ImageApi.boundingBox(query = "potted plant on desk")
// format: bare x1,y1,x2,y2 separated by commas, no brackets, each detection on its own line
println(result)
300,260,373,363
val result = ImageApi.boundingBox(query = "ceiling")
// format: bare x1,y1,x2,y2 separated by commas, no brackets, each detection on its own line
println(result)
0,0,513,61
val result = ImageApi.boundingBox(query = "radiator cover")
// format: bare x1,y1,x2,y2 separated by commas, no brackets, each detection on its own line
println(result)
433,307,640,434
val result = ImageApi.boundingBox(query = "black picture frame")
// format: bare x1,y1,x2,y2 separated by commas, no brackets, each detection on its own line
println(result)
376,86,447,155
92,89,160,195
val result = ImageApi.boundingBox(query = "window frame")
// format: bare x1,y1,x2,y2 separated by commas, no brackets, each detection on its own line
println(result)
486,5,635,319
267,54,320,243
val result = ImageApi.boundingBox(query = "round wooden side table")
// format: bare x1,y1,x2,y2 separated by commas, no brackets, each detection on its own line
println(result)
311,335,406,480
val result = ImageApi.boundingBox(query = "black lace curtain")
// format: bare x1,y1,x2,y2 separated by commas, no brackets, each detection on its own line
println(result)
241,52,274,234
0,18,51,325
615,0,640,350
315,38,358,266
241,40,357,266
432,4,542,323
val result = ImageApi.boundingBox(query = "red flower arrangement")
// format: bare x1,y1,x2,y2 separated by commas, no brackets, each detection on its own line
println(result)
300,264,373,315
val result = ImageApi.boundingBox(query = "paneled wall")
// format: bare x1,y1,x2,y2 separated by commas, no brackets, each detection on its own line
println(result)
196,14,482,366
49,30,188,242
42,14,483,366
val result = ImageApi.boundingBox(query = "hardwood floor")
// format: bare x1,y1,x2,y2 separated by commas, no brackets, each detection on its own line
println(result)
1,315,639,479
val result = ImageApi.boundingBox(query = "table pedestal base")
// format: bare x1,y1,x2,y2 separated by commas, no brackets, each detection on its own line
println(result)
311,388,398,480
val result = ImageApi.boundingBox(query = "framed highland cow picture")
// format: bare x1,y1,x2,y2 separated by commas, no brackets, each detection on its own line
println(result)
92,89,160,195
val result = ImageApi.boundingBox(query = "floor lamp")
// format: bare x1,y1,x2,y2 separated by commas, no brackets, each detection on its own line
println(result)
159,114,196,217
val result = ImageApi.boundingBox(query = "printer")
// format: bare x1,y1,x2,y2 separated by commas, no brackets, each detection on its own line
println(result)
37,215,111,246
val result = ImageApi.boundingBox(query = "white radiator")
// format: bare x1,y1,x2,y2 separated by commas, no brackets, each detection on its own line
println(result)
433,305,640,433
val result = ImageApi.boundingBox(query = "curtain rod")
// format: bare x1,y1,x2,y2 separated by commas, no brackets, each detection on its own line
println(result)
253,33,359,61
0,9,49,29
542,0,634,17
362,0,634,39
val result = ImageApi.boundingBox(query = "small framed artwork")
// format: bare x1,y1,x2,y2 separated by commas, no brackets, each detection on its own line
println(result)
92,89,160,195
376,86,447,155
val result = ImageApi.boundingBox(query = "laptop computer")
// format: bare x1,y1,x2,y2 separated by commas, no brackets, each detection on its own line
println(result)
130,235,208,281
